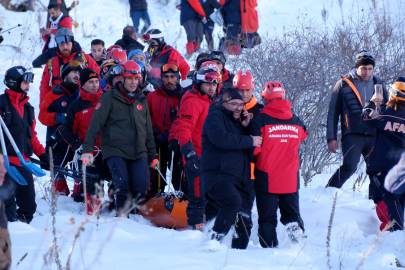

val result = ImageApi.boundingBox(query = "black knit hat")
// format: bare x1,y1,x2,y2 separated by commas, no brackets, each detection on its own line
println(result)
355,51,375,68
221,88,243,103
61,61,83,81
80,68,99,86
208,51,226,67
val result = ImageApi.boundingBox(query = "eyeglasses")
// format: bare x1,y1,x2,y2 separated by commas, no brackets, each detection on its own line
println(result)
227,102,244,108
56,35,72,45
196,72,222,83
22,72,34,83
162,63,179,73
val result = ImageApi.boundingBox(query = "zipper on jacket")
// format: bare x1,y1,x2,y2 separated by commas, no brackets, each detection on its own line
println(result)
345,114,350,130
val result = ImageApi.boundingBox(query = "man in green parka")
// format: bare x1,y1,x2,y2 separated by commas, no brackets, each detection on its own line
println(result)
81,62,158,216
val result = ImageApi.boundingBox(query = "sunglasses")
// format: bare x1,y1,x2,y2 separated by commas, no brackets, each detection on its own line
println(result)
162,63,179,73
196,72,222,83
22,72,35,83
56,35,72,45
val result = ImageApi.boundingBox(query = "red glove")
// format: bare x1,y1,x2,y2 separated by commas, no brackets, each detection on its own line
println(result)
81,153,94,166
150,159,159,169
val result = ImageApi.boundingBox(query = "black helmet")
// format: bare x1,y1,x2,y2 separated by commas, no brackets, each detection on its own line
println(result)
143,29,165,50
4,66,34,92
107,64,122,86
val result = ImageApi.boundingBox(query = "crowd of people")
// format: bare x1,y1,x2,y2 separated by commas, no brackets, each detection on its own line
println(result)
0,2,405,260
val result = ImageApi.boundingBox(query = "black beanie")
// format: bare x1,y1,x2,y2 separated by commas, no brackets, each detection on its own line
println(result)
80,68,99,86
221,88,243,103
355,51,375,68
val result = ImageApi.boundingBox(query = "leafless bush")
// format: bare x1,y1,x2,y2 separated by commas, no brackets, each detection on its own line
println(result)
226,0,405,185
326,192,337,270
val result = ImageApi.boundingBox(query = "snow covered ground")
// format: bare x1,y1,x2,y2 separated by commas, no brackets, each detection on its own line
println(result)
1,0,405,269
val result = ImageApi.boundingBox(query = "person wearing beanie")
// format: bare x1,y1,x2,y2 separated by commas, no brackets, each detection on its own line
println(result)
0,66,49,223
326,51,389,198
250,81,307,247
57,68,113,214
142,29,190,84
208,51,235,89
146,64,184,196
201,87,262,249
39,61,82,196
39,27,100,104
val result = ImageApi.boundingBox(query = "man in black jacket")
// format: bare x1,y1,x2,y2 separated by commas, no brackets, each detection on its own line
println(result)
326,51,389,198
115,26,145,55
202,88,262,249
129,0,151,36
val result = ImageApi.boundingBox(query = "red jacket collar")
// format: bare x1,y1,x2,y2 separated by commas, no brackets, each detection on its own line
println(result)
80,87,102,105
5,89,29,106
190,85,212,102
261,99,293,120
222,68,230,82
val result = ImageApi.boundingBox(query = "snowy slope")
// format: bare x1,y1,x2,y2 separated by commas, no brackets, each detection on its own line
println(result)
1,0,405,269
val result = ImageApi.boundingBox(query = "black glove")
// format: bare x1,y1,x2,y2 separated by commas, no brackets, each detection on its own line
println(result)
180,142,201,177
39,153,50,171
47,133,61,149
0,36,3,44
71,139,82,151
168,139,179,152
156,131,169,147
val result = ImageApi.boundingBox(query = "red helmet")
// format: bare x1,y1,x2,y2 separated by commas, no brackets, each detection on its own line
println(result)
261,81,285,101
119,60,141,78
107,48,127,64
106,45,122,53
233,70,254,89
196,62,222,84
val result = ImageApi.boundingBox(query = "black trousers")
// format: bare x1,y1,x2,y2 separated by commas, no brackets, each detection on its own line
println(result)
150,146,183,195
203,20,215,51
32,48,57,68
327,134,375,198
183,20,203,44
206,180,252,249
50,148,74,181
225,23,240,45
256,191,303,248
0,166,36,223
106,157,150,212
185,166,205,226
375,171,405,231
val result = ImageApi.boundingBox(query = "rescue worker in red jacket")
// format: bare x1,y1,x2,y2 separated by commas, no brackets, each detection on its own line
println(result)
250,81,307,247
172,64,222,230
39,61,82,196
142,29,190,86
32,3,73,68
39,27,100,104
147,63,183,195
0,66,50,223
57,68,112,214
207,51,234,89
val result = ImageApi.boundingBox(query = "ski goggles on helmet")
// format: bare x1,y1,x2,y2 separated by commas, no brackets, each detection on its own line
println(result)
161,63,179,73
108,65,122,76
120,68,141,75
56,35,73,45
62,60,83,74
197,72,222,83
22,72,35,83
